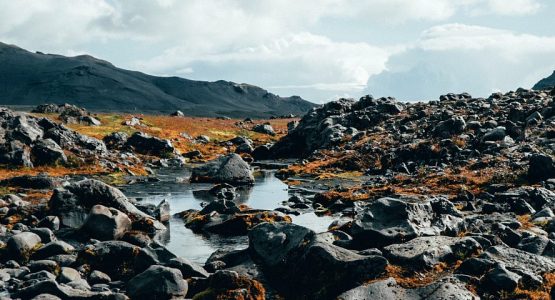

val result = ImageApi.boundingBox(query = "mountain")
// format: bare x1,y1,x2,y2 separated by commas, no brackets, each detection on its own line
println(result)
533,70,555,90
0,42,316,118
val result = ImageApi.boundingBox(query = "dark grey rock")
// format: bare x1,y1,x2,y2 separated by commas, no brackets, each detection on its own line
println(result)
383,236,481,269
190,153,254,185
81,205,132,240
337,276,478,300
125,132,174,156
126,265,188,299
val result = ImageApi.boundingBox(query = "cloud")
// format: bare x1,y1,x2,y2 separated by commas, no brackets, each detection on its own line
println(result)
366,23,555,101
0,0,548,102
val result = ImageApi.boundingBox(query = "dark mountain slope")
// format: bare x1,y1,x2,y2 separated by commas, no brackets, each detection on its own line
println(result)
0,42,316,118
533,70,555,90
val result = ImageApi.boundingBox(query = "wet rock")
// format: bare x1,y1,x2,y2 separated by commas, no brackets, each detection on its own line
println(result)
190,153,254,185
78,240,156,280
252,123,276,136
30,139,67,166
183,206,291,236
50,179,164,232
249,222,387,298
191,270,265,300
125,132,174,156
337,276,477,300
126,265,188,299
81,205,132,240
7,232,41,261
383,236,481,269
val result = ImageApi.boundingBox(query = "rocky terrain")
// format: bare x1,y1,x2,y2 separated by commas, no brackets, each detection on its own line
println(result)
0,42,316,118
2,83,555,299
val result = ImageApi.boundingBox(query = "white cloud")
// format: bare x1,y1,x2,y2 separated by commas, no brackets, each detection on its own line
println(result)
0,0,548,102
367,23,555,100
486,0,541,15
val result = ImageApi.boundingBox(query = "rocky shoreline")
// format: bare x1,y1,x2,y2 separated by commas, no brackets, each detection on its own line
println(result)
2,87,555,299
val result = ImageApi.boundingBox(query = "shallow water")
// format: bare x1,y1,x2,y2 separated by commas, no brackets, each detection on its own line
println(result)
119,168,335,264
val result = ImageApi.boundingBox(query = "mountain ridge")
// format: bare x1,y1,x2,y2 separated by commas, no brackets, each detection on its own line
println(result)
0,42,316,118
533,70,555,90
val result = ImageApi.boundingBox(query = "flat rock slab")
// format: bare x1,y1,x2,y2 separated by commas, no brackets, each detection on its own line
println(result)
337,277,478,300
481,245,555,276
383,236,481,269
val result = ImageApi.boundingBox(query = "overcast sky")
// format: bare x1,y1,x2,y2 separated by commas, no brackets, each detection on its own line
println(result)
1,0,554,103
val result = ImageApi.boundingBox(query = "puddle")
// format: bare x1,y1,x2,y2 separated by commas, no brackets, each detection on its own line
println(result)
119,167,336,264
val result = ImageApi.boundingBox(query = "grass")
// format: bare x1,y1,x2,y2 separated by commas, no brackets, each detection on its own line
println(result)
33,112,295,160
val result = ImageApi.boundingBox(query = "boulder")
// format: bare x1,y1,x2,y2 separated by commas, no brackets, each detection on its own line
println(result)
31,139,67,166
78,240,157,280
249,222,388,298
349,197,441,248
337,277,478,300
81,205,132,240
480,264,521,292
126,265,188,299
102,132,128,150
528,154,555,182
125,132,174,156
7,232,42,261
50,179,164,232
190,153,254,185
252,123,276,136
32,241,75,260
383,236,481,269
433,116,466,138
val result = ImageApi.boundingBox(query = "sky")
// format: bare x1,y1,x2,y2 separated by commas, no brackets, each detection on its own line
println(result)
0,0,554,103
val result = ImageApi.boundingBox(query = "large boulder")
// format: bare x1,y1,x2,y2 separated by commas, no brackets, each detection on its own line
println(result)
248,222,388,298
125,132,174,156
190,153,254,185
49,179,165,233
81,205,132,240
126,265,188,299
7,232,42,261
337,277,478,300
348,197,441,248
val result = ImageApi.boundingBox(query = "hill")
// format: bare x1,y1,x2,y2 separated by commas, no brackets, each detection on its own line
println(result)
0,42,316,118
533,70,555,90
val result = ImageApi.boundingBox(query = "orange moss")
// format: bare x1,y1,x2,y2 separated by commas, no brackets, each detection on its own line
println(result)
517,215,535,230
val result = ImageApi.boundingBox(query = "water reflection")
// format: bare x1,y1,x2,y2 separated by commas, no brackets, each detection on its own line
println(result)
119,168,333,264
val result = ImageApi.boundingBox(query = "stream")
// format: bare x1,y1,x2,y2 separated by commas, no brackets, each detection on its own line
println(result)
118,167,336,264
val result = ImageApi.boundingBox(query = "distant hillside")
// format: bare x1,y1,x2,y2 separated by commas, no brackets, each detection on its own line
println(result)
533,70,555,90
0,42,316,118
